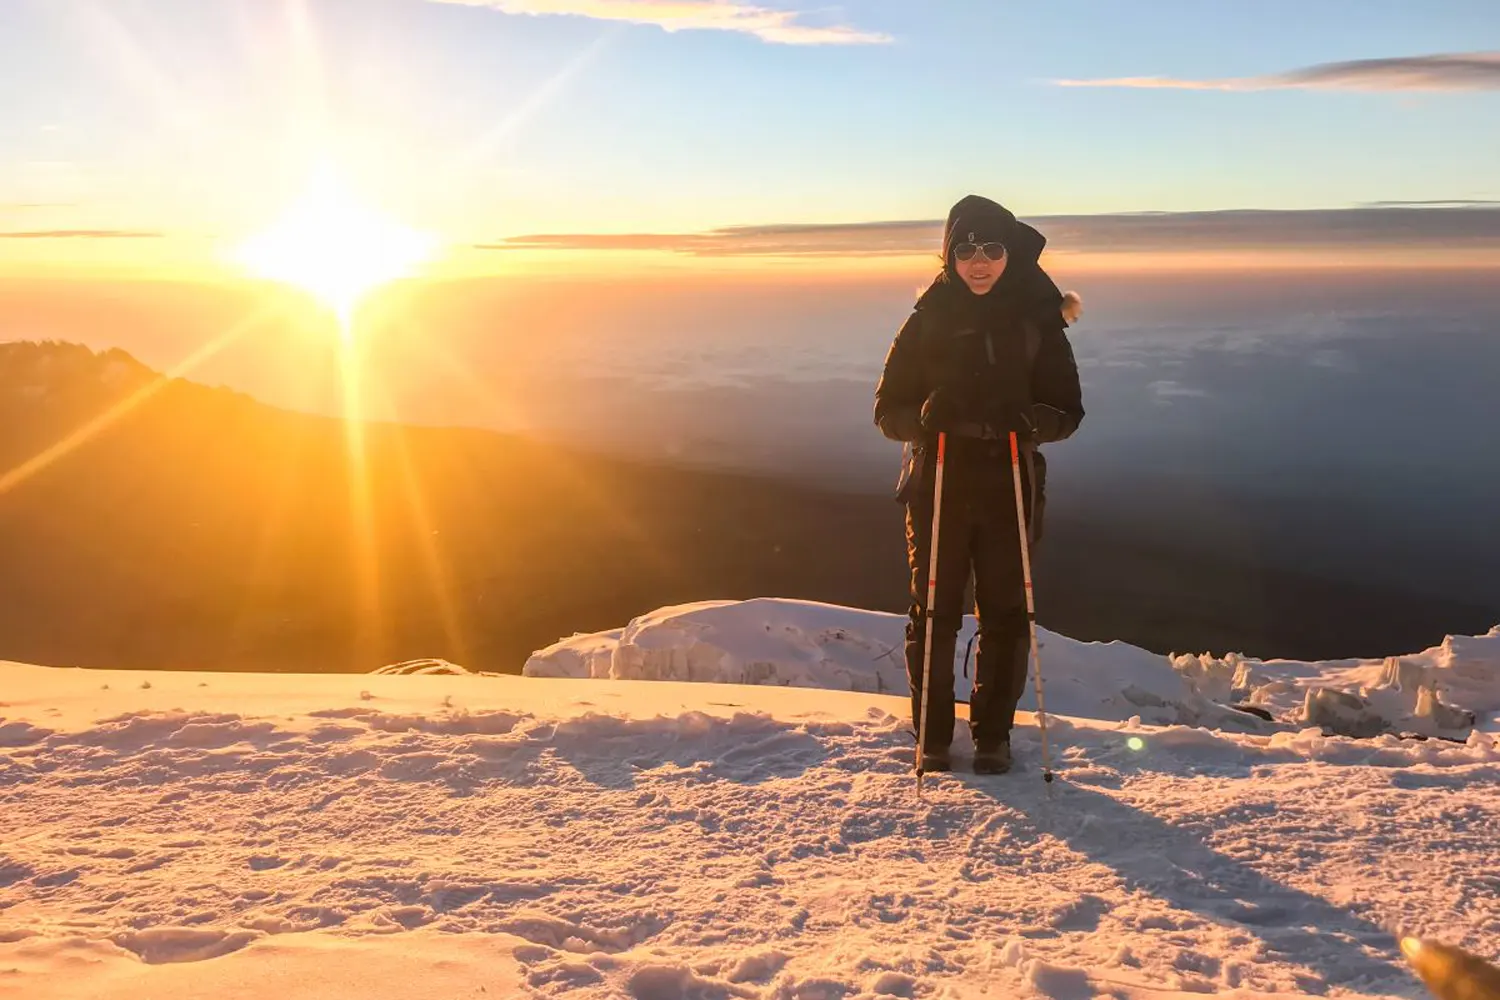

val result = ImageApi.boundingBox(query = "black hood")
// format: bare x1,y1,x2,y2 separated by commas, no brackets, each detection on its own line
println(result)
920,194,1059,315
941,194,1047,276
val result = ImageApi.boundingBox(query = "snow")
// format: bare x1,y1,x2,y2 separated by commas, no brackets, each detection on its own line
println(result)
0,926,529,999
3,610,1499,999
526,599,1499,740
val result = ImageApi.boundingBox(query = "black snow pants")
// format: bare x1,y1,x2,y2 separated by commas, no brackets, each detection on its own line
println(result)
904,436,1040,753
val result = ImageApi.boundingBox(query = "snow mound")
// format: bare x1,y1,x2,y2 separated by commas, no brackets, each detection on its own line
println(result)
519,629,622,680
1172,625,1500,740
370,659,474,676
1426,626,1500,716
526,599,1499,740
540,600,908,694
524,599,1260,730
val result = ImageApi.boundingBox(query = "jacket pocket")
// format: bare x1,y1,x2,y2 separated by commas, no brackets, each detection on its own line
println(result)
1031,448,1048,545
895,440,925,505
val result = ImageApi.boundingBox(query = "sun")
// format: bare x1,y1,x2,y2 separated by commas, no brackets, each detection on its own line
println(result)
234,164,437,332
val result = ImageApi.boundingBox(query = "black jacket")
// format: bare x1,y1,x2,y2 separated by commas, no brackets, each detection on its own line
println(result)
873,225,1084,449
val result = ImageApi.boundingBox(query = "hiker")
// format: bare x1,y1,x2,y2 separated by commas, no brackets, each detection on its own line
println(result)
873,194,1085,774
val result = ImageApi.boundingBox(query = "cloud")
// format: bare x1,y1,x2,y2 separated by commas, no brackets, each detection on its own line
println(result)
1149,380,1209,402
425,0,890,45
1028,207,1500,253
477,207,1500,257
480,220,938,256
1364,199,1500,208
0,230,164,240
1055,51,1500,93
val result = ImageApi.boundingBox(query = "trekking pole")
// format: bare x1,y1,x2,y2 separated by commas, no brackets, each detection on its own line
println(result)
1010,431,1054,784
915,431,948,798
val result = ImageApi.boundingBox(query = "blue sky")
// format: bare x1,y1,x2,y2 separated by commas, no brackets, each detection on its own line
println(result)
2,0,1498,250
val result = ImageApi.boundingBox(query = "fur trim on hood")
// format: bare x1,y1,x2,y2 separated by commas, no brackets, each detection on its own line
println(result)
1060,291,1084,324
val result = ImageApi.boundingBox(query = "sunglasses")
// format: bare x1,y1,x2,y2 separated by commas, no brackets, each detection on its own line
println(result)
954,241,1007,263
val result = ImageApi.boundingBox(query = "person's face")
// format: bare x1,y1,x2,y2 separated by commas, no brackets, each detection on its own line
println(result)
953,240,1008,295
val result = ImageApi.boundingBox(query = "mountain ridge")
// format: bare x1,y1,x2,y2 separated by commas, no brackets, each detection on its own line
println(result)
1,341,1493,672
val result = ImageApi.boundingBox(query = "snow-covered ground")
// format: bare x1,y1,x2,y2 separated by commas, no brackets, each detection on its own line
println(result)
3,602,1499,999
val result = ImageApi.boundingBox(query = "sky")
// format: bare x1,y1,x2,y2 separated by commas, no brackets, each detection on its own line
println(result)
2,0,1499,278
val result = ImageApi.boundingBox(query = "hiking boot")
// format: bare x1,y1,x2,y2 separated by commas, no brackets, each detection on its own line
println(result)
972,742,1012,775
919,749,952,773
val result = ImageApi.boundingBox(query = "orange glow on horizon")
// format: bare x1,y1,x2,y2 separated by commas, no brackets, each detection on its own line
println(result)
7,234,1499,287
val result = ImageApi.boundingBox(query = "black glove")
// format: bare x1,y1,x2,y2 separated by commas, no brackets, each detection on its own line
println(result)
978,401,1036,441
919,387,967,433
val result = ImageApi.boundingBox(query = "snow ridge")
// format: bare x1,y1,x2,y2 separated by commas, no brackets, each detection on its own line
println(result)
526,598,1499,740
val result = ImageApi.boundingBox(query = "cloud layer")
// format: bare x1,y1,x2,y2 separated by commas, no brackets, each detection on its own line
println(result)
1056,51,1500,93
477,207,1500,257
426,0,889,45
0,230,163,240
